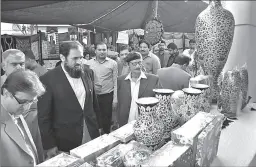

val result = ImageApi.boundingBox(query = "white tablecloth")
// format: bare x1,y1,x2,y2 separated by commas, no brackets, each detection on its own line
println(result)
210,104,256,167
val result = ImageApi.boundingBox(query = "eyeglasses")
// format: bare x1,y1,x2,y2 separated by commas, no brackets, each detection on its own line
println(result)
10,91,38,106
129,61,142,66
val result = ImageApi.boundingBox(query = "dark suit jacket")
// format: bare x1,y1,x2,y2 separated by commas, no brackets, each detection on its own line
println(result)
38,65,101,152
117,73,161,127
157,64,191,91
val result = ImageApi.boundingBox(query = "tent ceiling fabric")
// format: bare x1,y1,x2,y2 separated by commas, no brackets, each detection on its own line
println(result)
1,1,207,33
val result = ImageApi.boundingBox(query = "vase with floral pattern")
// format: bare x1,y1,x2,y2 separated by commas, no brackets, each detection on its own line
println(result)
218,68,242,118
153,89,177,139
239,64,249,109
179,88,202,125
195,0,235,102
133,97,164,146
191,84,211,113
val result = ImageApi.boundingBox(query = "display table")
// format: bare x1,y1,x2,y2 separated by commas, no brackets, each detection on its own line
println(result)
211,104,256,167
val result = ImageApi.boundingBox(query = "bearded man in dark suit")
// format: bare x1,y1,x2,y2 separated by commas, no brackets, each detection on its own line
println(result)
38,41,102,159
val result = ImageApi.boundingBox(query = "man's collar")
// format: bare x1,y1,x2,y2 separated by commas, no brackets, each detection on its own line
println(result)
125,71,147,80
93,57,110,63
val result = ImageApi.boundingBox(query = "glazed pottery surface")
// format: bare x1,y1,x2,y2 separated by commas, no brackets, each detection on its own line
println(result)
195,0,235,101
218,69,242,118
153,89,177,138
133,97,164,146
191,84,211,113
239,64,249,109
180,88,202,124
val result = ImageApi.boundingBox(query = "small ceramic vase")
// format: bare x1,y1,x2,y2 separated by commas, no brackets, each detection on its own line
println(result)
180,88,202,124
218,68,242,118
153,89,177,139
191,84,211,113
133,97,165,146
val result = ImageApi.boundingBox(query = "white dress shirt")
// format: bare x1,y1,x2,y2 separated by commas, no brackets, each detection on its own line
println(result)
125,71,147,122
61,64,91,143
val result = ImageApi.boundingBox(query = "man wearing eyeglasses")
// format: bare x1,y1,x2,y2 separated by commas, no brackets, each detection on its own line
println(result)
1,49,45,163
1,70,45,166
116,52,161,127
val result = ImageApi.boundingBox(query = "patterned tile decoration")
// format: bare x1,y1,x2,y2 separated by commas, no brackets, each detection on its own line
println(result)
96,144,127,167
36,153,80,167
171,112,223,167
70,134,121,162
109,120,135,143
195,114,224,167
140,141,193,167
123,140,152,167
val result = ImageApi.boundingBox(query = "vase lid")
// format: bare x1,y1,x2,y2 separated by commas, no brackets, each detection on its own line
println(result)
191,84,209,90
136,97,159,105
182,88,202,95
153,89,174,94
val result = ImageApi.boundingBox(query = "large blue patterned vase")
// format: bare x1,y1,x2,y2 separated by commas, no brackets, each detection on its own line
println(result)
133,97,164,146
195,0,235,102
153,89,177,139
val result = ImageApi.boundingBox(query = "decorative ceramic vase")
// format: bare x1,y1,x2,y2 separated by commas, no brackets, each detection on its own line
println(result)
180,88,202,124
191,84,211,113
195,0,235,102
133,97,164,146
218,68,242,118
239,64,249,109
153,89,177,139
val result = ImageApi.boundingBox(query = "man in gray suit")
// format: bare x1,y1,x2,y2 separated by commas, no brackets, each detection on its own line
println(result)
116,52,161,127
157,54,191,91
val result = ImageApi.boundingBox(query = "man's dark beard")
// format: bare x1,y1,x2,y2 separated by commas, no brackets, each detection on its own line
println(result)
64,62,82,78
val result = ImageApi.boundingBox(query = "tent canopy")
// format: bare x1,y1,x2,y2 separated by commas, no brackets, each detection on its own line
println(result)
1,1,207,32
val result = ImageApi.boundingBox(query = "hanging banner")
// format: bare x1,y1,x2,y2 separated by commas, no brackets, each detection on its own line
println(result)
46,26,59,58
116,32,129,45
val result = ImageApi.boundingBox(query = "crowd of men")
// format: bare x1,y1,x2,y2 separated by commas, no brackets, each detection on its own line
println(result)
1,39,197,166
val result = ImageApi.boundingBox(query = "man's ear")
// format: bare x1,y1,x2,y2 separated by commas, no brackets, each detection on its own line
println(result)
59,54,66,62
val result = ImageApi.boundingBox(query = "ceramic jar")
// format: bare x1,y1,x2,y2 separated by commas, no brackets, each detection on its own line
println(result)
195,0,235,102
218,68,242,118
180,88,202,124
239,64,249,109
153,89,177,139
133,97,165,146
191,84,211,113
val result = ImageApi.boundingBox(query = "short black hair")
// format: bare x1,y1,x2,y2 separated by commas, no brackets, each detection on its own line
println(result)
139,40,151,49
167,43,178,50
174,54,191,66
95,42,107,50
124,52,142,63
189,39,196,44
119,45,130,53
59,41,83,58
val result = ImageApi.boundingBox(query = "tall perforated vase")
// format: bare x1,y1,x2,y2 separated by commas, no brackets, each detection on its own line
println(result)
195,0,235,102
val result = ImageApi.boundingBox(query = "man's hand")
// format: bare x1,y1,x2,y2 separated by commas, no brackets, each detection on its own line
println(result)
45,147,58,160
